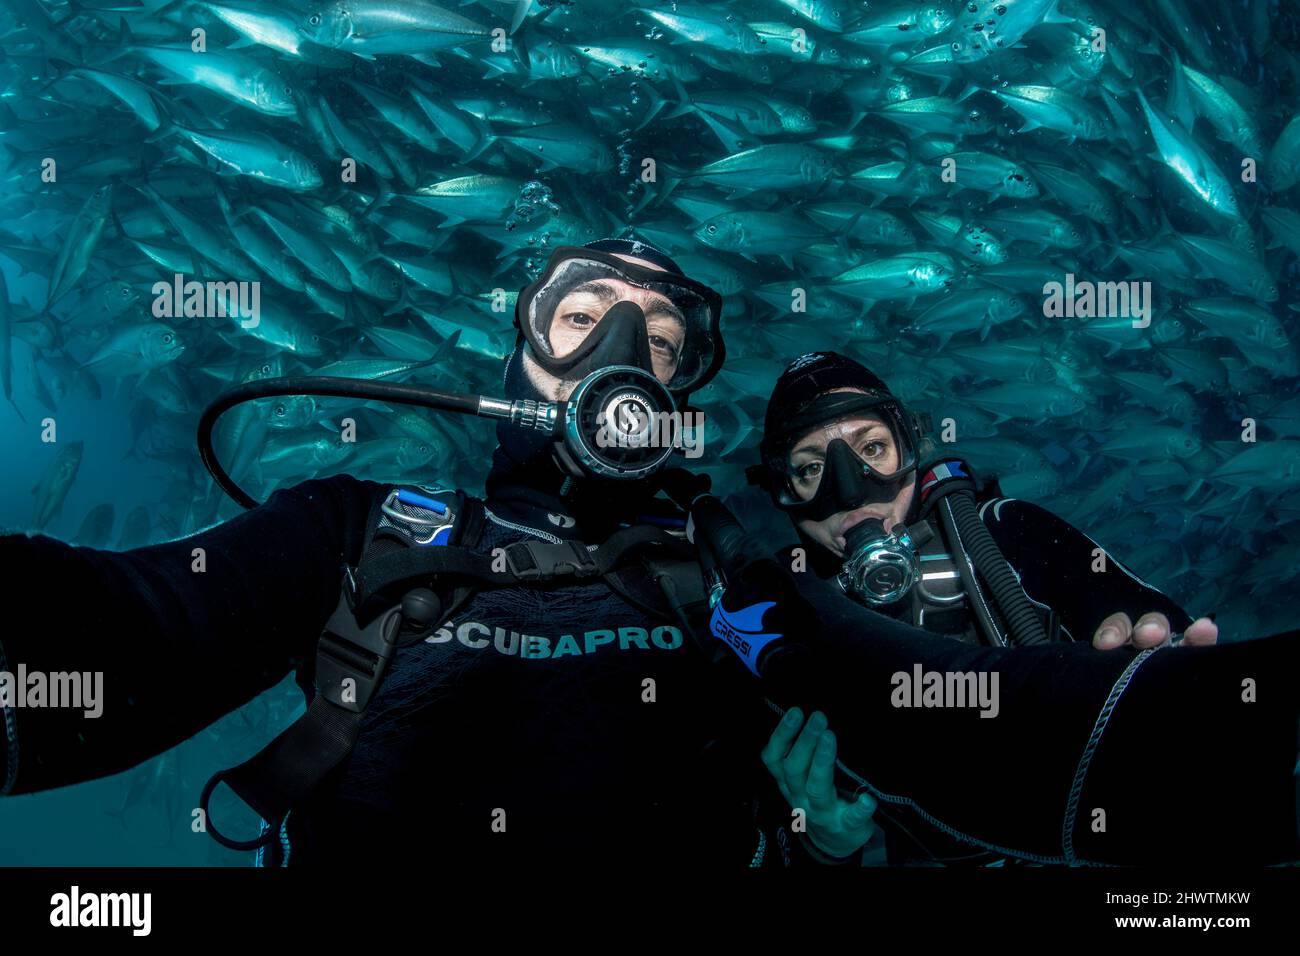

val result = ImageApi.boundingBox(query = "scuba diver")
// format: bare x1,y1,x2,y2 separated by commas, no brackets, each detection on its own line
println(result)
0,238,809,866
742,351,1223,864
705,350,1298,866
2,251,1297,869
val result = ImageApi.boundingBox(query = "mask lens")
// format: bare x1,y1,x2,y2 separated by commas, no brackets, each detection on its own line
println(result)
525,256,717,392
776,405,916,507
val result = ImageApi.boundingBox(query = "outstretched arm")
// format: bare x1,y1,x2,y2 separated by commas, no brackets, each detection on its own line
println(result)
977,497,1215,647
0,474,380,796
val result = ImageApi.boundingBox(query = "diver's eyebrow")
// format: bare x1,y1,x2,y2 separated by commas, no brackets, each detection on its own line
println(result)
789,438,826,460
568,281,619,299
790,421,889,460
645,301,686,324
569,281,686,324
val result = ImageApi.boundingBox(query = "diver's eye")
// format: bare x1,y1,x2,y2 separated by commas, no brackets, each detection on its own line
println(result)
795,461,823,484
861,440,888,460
562,311,595,328
649,335,679,361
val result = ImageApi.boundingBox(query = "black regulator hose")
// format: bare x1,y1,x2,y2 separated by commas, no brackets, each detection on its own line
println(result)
198,376,485,510
939,491,1049,646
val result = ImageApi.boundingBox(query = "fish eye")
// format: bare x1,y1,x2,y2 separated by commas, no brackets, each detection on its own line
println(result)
162,332,174,344
707,224,717,234
121,287,131,296
309,14,320,25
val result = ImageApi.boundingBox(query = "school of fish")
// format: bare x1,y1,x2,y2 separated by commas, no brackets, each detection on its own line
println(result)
2,0,1298,665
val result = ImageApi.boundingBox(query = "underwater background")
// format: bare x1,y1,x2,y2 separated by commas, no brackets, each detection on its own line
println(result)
1,0,1298,864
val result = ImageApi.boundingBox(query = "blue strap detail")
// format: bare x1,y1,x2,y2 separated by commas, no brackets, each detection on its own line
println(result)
396,488,448,515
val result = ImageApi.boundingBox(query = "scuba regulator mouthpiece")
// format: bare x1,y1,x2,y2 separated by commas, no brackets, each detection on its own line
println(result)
481,364,677,481
837,518,920,607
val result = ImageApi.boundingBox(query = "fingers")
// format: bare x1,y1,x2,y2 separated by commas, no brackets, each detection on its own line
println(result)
842,792,877,833
781,711,827,795
1093,611,1176,649
762,707,802,801
1093,611,1132,650
1131,611,1171,648
804,729,838,815
762,707,802,774
1182,616,1219,646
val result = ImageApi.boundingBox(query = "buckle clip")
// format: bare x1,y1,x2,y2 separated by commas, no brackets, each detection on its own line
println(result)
316,580,404,713
502,540,598,582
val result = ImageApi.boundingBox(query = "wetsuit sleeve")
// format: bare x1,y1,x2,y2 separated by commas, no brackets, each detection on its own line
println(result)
750,565,1300,865
979,498,1195,641
0,474,382,796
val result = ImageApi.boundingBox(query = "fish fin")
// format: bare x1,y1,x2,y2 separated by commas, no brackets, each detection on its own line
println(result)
510,0,534,34
434,328,462,360
694,109,749,154
1019,120,1042,133
1043,0,1075,25
511,23,531,72
664,71,693,120
956,83,981,102
631,79,668,132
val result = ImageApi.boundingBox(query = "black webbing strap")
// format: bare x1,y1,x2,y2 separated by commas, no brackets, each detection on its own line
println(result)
198,590,405,851
350,524,684,611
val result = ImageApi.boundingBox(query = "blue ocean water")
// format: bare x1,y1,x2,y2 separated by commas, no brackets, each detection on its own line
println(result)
1,0,1298,864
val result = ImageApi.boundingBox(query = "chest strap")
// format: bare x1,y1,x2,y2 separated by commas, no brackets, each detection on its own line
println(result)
348,523,689,620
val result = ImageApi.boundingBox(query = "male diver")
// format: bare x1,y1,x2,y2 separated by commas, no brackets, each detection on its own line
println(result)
0,239,796,866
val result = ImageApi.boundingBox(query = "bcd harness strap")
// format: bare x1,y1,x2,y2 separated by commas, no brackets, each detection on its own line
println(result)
199,486,706,851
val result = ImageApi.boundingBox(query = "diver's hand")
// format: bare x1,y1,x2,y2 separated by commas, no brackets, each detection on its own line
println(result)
762,707,877,861
1092,611,1218,650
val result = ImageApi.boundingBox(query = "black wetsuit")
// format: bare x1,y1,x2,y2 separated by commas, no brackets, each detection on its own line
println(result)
0,467,799,867
758,493,1198,865
2,472,1297,867
723,489,1300,866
